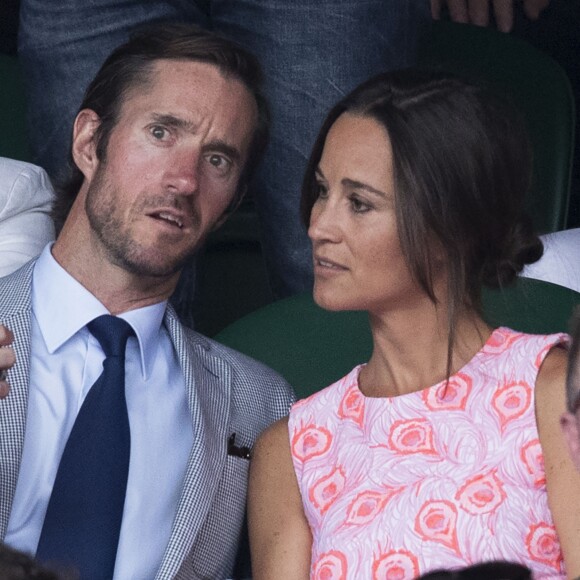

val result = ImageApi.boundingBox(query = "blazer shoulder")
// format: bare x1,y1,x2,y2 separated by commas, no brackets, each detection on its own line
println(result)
181,324,296,405
182,324,291,380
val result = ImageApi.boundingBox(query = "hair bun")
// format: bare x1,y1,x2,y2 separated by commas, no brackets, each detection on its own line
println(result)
482,216,543,288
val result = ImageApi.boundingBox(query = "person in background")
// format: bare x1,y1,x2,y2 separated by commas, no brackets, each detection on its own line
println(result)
561,309,580,471
0,22,294,580
249,69,580,579
0,157,55,277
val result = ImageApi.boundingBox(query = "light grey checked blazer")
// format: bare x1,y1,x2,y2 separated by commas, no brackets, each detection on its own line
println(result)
0,260,295,579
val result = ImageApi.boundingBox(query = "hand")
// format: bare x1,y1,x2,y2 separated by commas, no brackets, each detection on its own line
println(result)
430,0,551,33
0,325,16,399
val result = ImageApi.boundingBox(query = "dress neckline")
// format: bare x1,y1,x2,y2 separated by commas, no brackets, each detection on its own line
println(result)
353,326,509,401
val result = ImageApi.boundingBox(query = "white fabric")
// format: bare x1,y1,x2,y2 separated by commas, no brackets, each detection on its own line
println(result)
521,228,580,293
0,158,55,276
5,244,193,580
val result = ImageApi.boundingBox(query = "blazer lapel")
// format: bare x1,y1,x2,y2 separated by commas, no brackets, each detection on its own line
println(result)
155,311,232,580
0,264,34,538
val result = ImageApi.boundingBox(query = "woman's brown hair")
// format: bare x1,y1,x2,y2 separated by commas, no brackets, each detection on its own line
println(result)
301,69,542,370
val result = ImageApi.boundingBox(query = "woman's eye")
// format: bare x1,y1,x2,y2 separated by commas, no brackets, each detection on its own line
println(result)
316,182,328,199
350,195,371,213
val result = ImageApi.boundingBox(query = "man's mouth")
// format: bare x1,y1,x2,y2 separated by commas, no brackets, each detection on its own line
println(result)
150,211,184,229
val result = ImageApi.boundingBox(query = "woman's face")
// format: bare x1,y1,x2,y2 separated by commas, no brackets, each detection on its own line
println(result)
308,113,426,314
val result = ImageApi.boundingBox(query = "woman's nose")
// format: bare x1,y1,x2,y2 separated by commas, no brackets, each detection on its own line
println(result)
308,199,341,243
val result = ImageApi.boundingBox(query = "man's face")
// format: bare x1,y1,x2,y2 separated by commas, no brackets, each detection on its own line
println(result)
81,59,257,278
561,360,580,471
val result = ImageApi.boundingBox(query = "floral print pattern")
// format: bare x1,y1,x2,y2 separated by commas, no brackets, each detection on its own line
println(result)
288,328,568,579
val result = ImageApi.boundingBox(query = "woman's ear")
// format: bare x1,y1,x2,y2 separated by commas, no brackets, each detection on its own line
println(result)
72,109,102,182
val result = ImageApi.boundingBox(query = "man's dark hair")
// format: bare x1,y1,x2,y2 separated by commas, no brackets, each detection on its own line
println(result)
53,21,269,233
301,69,542,376
566,307,580,412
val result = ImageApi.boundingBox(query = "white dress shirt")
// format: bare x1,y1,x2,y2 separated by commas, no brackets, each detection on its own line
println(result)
5,244,194,579
0,158,55,277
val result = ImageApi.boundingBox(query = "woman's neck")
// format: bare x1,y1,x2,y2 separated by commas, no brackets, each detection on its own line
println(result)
359,302,492,398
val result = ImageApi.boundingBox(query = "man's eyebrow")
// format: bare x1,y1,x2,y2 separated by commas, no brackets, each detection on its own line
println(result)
201,140,241,162
150,113,195,131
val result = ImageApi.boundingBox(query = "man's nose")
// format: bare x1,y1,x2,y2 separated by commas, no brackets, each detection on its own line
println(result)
165,148,200,195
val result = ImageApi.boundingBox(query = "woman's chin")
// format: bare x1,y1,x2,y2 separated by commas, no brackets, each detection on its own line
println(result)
313,287,356,312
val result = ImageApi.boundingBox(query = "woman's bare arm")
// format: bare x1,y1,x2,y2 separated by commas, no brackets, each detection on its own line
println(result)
536,346,580,578
248,416,312,580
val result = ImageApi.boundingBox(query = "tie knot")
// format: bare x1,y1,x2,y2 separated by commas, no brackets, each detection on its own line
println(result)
88,315,135,358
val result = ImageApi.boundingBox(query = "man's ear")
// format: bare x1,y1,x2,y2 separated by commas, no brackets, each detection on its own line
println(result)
561,412,580,472
72,109,102,182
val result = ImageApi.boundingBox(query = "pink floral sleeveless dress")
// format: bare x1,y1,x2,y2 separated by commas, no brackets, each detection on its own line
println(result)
288,328,569,579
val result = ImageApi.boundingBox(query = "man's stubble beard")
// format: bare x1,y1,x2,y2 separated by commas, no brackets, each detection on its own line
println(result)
85,163,200,278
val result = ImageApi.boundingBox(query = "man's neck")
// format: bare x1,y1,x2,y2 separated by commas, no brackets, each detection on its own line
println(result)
51,229,178,315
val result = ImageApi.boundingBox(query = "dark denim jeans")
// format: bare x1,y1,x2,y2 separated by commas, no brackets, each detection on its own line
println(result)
19,0,428,307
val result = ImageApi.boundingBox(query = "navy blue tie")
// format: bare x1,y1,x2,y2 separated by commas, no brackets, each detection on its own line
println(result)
36,315,134,579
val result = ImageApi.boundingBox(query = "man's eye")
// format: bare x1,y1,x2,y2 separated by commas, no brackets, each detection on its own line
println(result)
150,126,167,140
207,154,232,173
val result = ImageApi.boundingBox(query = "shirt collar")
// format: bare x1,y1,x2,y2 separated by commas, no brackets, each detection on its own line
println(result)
32,244,167,379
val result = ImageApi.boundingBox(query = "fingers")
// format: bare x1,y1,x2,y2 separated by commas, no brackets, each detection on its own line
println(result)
430,0,443,19
445,0,471,23
492,0,515,32
447,0,511,31
0,324,14,347
430,0,466,20
431,0,547,33
522,0,551,20
0,346,16,374
468,0,491,27
0,325,15,399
